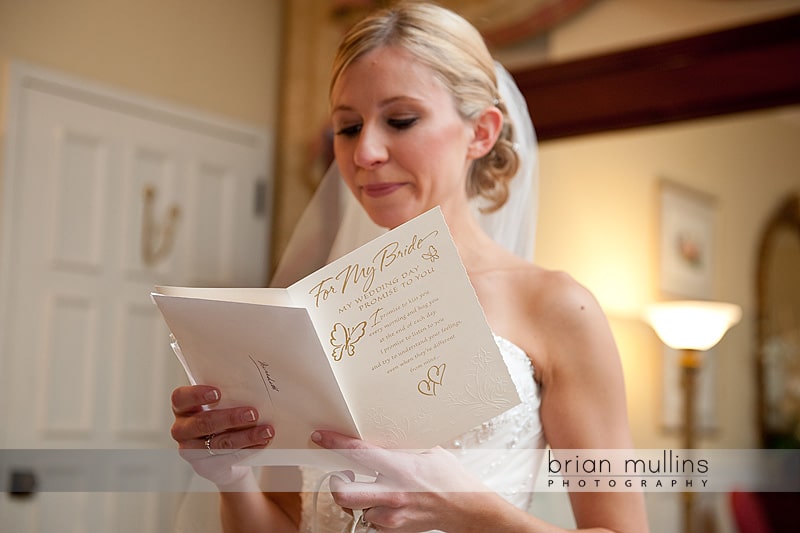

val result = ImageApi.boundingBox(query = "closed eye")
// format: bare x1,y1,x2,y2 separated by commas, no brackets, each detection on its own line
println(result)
335,123,362,137
388,117,417,130
335,116,417,137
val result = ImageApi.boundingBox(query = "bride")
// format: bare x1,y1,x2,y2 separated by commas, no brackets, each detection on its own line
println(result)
169,2,649,532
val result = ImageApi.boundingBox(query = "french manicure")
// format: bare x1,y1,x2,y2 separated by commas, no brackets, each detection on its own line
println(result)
242,409,257,422
204,389,220,403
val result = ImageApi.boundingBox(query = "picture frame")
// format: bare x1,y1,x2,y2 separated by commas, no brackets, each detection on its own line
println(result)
658,180,716,299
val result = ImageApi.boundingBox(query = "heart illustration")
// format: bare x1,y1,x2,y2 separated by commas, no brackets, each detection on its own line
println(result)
427,364,446,385
418,380,435,396
417,364,446,396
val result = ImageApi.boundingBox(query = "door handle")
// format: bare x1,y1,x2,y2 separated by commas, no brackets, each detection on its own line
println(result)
8,469,37,499
142,185,181,266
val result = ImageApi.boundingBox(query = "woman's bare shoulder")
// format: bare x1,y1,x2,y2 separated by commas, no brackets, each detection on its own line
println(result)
485,259,598,316
475,259,611,377
528,267,602,320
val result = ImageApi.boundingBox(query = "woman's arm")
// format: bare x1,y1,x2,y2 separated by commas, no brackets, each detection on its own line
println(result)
535,272,650,532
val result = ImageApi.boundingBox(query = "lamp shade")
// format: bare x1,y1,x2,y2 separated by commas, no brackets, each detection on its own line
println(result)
644,300,742,351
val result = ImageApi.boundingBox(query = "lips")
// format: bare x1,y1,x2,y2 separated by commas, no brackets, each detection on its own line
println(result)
362,182,405,198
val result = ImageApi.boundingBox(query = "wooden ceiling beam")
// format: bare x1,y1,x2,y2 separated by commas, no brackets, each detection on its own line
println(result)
511,12,800,141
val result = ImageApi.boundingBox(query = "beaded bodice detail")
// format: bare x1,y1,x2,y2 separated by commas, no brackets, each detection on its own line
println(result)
299,335,545,533
440,335,545,506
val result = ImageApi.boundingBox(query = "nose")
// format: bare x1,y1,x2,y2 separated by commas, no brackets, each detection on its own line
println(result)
353,124,388,169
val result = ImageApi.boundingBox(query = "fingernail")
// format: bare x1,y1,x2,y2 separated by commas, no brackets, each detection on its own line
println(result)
204,389,220,403
310,431,321,443
262,426,274,440
243,409,257,422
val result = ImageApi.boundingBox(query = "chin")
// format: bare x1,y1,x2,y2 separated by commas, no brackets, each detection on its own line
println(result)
367,213,409,230
362,203,421,230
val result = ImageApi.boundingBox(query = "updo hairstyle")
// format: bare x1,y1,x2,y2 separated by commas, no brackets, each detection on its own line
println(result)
329,1,519,212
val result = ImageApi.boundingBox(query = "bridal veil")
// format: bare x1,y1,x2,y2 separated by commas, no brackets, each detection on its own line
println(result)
270,63,539,288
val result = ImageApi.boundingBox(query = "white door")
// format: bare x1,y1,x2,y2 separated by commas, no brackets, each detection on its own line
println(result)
0,62,272,532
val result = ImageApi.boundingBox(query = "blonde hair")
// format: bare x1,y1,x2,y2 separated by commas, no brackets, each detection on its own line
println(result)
330,1,519,212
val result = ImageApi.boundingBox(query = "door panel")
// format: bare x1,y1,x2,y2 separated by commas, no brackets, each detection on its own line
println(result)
0,62,272,532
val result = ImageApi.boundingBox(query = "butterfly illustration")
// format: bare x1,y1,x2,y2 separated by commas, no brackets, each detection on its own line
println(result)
330,320,367,361
421,244,439,262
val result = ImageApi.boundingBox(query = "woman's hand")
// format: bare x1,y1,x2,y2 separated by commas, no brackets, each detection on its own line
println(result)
311,430,491,532
170,385,274,489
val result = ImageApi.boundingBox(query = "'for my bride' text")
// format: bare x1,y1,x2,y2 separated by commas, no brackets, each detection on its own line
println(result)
307,229,439,309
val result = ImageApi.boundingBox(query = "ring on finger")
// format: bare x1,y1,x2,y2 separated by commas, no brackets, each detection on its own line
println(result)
204,433,217,456
357,508,377,532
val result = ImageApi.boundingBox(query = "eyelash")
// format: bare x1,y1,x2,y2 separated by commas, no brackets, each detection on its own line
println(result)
388,117,417,129
335,117,418,137
336,124,361,137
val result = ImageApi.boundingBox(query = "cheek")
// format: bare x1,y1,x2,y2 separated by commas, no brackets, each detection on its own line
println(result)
410,125,470,175
332,140,356,178
432,117,471,155
337,167,358,196
332,136,348,163
406,122,466,162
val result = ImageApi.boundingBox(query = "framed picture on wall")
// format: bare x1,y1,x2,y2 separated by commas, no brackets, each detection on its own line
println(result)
658,180,716,299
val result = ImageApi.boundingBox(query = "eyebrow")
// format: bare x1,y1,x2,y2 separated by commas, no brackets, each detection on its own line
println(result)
331,95,424,114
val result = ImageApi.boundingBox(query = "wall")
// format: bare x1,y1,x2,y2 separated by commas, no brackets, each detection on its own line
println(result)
0,0,283,212
548,0,800,60
271,0,344,277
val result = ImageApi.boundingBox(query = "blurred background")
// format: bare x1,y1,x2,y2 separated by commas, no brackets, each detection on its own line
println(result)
1,1,798,531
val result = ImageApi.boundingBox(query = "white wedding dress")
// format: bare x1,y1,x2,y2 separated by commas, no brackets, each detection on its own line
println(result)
298,334,546,533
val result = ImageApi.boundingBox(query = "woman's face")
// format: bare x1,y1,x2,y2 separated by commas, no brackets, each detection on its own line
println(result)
330,46,476,229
